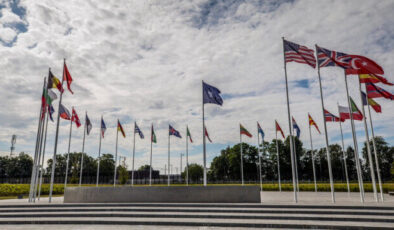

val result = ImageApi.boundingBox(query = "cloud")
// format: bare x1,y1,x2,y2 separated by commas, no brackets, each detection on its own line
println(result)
0,0,393,173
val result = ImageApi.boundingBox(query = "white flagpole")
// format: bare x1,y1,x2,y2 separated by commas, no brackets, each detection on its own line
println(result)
79,111,87,186
49,59,66,203
292,134,300,192
257,123,262,191
38,110,49,200
365,85,383,201
358,75,378,202
149,124,153,186
337,108,350,195
132,122,136,186
168,128,171,186
113,120,119,187
96,115,103,187
343,70,364,202
275,123,281,192
315,45,335,203
282,38,297,202
186,126,189,186
308,119,317,192
202,81,207,186
240,129,244,186
64,106,74,189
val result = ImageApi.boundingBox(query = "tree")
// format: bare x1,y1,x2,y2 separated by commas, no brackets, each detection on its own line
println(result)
118,165,129,185
0,152,33,178
138,165,152,171
183,163,203,182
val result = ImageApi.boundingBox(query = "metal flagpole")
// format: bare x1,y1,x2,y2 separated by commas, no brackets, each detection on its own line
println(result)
282,38,297,202
275,125,281,192
365,85,383,201
343,70,364,202
132,122,136,186
168,129,170,186
49,59,66,203
79,111,87,186
257,123,262,191
337,108,350,195
315,45,335,203
149,124,153,186
186,126,189,186
358,75,378,202
96,115,103,187
202,81,207,186
240,131,244,186
64,107,74,189
113,120,119,187
180,153,183,183
292,134,300,192
308,121,317,192
38,110,49,200
29,78,46,202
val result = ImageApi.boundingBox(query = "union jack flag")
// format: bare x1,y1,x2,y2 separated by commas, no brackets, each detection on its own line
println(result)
324,109,342,122
169,125,181,138
316,45,352,69
284,39,316,68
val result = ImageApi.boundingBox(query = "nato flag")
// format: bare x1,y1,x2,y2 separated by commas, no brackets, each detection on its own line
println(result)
203,81,223,106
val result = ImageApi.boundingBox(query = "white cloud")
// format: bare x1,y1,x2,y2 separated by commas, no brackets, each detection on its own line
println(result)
0,26,17,43
0,0,393,172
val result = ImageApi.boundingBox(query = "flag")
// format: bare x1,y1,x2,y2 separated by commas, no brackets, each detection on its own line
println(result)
48,105,55,122
240,124,252,138
63,62,73,94
366,82,394,100
283,39,316,68
338,98,363,121
117,120,126,138
275,121,285,139
203,81,223,106
72,108,81,128
101,118,106,138
324,109,342,122
257,122,265,140
47,89,57,102
86,114,92,135
187,126,193,143
135,122,144,139
292,117,300,138
205,127,212,143
43,88,53,106
169,125,181,138
308,114,321,134
359,74,393,86
41,88,47,120
59,104,71,120
151,125,157,143
345,55,384,75
361,91,382,113
316,45,352,68
48,70,64,93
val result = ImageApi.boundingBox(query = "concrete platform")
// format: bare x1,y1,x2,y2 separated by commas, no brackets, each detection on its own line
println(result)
64,186,261,203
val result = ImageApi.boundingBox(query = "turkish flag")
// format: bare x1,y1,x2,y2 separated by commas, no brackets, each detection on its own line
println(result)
345,55,384,75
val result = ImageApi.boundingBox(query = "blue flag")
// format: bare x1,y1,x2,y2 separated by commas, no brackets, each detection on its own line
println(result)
257,122,264,140
48,105,55,122
203,81,223,105
169,125,181,138
135,122,144,139
292,117,300,138
101,117,106,138
86,114,92,135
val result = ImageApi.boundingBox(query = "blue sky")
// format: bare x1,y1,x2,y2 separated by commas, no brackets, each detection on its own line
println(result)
0,0,393,174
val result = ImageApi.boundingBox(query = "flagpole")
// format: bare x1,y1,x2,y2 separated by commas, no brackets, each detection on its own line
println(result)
337,106,350,195
343,70,364,202
49,59,66,203
114,120,119,187
202,80,207,187
257,123,262,191
186,126,189,186
358,75,378,202
275,123,281,192
38,110,49,200
132,122,136,186
29,78,46,202
365,85,383,201
168,127,170,186
79,111,87,186
292,134,300,192
96,115,103,187
308,120,317,192
315,45,335,203
240,129,244,186
149,124,153,186
64,106,74,189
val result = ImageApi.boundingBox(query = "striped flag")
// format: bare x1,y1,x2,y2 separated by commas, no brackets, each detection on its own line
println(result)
359,74,393,86
117,120,126,138
101,117,106,138
151,125,157,143
338,98,363,121
71,108,81,128
275,120,285,139
186,126,193,143
240,124,252,138
86,114,92,135
366,82,394,100
308,114,321,134
324,109,342,122
63,61,73,94
292,117,300,138
59,104,71,120
135,122,144,139
205,127,212,143
284,39,316,68
257,122,265,139
361,91,381,113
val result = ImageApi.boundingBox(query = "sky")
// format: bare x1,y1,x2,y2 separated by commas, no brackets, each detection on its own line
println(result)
0,0,393,174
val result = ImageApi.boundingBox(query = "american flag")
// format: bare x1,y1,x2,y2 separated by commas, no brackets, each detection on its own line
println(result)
284,39,316,68
324,109,342,122
316,45,352,68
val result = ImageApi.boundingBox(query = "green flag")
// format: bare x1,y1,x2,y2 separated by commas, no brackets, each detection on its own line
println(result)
187,126,193,143
151,125,157,143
